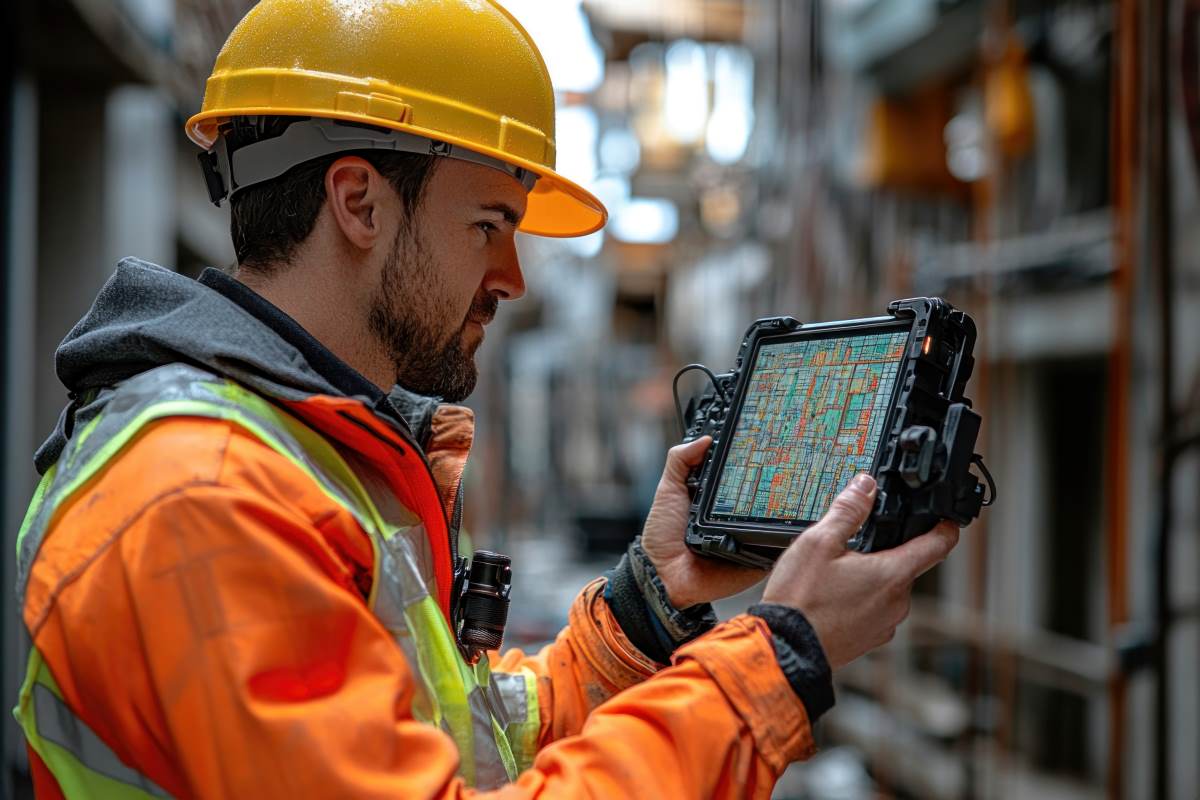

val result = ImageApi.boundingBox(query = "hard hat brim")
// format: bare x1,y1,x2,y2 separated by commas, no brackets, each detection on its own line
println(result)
187,110,607,239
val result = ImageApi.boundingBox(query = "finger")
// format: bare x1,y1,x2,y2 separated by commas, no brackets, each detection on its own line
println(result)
880,520,960,582
806,474,876,550
662,436,712,482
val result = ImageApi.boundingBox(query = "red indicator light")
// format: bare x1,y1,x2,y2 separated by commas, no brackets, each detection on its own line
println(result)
923,336,932,355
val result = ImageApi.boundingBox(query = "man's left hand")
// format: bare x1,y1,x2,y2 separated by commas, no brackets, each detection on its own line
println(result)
641,436,765,609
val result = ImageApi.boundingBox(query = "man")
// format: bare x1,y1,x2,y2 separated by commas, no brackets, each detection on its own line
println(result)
13,1,959,797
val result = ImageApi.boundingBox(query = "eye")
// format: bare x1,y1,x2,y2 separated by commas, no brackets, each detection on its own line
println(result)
476,221,499,236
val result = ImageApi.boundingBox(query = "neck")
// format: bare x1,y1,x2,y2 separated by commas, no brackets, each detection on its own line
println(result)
235,260,395,392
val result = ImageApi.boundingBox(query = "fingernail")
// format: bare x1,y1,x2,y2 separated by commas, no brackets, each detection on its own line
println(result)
852,474,876,493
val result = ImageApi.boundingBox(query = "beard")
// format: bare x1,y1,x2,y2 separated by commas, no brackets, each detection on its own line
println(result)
367,225,497,402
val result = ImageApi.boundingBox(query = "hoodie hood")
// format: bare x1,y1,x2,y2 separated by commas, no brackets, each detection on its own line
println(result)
36,258,440,473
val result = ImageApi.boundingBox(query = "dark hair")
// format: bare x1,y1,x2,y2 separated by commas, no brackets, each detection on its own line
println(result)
226,117,438,275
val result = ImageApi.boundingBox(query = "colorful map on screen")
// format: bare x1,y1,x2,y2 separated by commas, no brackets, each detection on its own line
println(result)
710,329,909,522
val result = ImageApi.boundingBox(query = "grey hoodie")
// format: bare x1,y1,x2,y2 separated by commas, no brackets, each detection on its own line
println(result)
35,257,440,474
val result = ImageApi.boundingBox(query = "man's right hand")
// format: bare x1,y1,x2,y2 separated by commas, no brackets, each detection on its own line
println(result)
761,474,960,669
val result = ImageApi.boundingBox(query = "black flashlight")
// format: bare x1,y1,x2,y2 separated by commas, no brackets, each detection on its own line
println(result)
455,550,512,663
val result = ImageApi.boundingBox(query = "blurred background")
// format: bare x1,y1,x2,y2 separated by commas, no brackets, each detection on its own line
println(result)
1,0,1198,798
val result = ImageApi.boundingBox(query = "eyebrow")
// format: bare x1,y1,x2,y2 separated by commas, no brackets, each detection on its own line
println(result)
479,202,522,226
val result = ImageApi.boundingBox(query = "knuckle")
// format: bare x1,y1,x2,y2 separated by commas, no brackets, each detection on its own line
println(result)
827,492,852,511
829,493,863,517
818,508,858,537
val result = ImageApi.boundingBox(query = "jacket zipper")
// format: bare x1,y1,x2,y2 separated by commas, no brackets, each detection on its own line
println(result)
450,482,463,564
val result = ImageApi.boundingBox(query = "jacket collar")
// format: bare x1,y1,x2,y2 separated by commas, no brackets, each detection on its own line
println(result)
36,258,454,473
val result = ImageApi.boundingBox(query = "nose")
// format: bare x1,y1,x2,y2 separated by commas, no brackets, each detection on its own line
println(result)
485,238,525,301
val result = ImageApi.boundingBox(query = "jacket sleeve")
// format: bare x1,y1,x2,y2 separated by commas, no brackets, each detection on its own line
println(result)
488,577,663,747
80,483,815,799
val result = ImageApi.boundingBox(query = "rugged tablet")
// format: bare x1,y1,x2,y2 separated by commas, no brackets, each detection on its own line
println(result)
679,298,994,568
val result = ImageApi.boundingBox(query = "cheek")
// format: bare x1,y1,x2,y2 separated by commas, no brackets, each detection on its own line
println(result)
425,238,485,321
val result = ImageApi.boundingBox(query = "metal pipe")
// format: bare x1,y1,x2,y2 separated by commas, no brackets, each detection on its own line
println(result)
1175,7,1200,794
1107,0,1140,796
1150,0,1175,796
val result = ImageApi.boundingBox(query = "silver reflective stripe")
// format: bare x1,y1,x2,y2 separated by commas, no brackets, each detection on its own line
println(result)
372,534,439,723
489,672,529,729
33,685,170,797
373,530,433,633
468,687,510,790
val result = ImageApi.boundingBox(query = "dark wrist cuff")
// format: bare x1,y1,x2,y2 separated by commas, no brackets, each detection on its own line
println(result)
748,603,835,722
604,537,718,664
627,538,717,643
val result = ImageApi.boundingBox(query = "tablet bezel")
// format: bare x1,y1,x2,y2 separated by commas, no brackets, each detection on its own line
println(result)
698,316,915,542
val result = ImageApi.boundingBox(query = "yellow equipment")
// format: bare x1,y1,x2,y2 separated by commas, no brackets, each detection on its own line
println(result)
186,0,606,238
984,38,1035,159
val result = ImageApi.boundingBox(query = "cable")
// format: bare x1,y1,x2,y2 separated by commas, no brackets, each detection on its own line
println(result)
672,364,726,437
972,453,997,507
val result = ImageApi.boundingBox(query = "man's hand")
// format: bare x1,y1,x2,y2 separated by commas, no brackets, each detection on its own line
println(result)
642,437,766,609
762,474,960,669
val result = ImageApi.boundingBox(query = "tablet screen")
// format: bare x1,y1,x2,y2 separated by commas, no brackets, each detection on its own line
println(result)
708,325,910,525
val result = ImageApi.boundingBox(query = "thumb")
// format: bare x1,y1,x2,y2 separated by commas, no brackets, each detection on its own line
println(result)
807,474,876,549
662,436,712,483
877,519,960,582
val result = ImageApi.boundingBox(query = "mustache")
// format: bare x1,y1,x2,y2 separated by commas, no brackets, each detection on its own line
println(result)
467,294,499,326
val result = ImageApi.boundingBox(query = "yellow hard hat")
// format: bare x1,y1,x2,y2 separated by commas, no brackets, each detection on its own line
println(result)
185,0,606,238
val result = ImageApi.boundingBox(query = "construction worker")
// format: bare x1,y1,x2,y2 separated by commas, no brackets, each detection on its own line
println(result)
12,1,960,797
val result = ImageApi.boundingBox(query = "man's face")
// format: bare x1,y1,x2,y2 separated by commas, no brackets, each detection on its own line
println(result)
368,159,527,402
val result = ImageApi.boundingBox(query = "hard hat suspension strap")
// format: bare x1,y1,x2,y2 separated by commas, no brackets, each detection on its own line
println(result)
200,117,539,206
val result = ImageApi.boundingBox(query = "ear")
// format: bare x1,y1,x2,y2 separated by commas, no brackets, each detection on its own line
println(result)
324,156,386,251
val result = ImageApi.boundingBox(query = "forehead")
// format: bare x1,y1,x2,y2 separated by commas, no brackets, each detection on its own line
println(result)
424,158,529,218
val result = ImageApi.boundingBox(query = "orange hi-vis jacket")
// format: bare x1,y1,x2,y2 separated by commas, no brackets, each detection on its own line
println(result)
14,260,817,798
